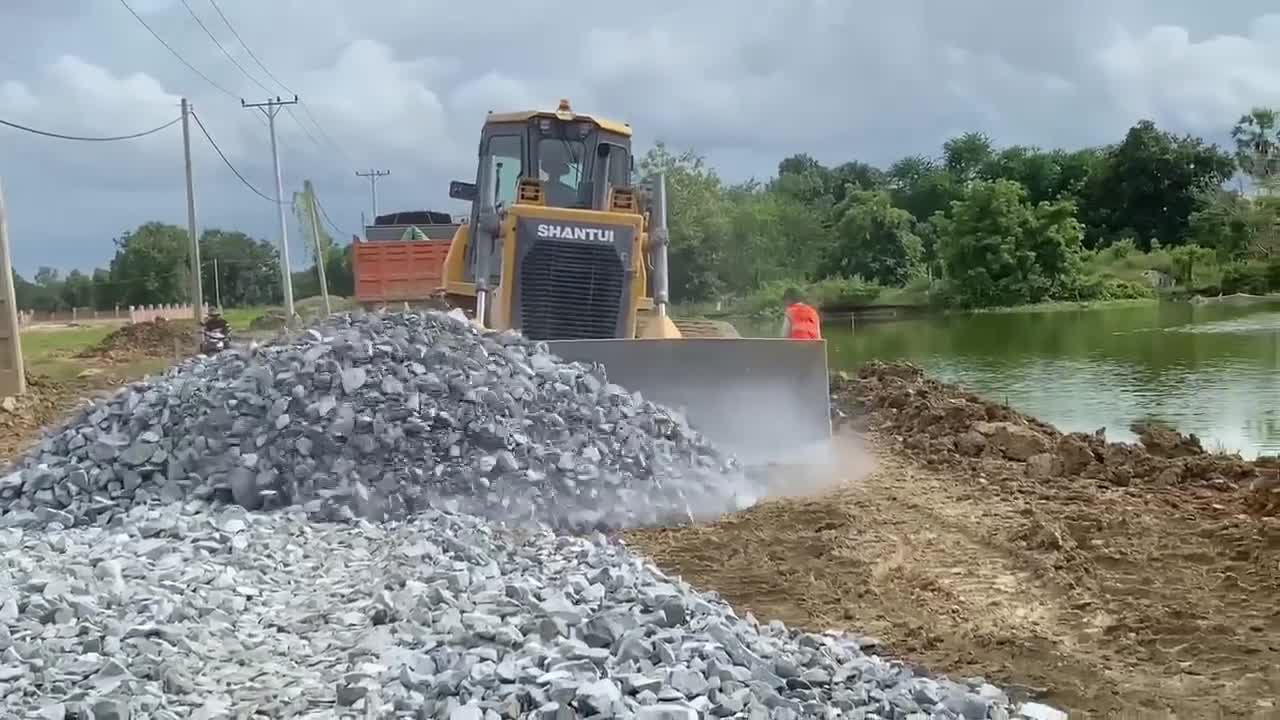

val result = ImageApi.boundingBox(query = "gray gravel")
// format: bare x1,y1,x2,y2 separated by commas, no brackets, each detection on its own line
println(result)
0,310,1068,719
2,310,756,532
1,502,1056,719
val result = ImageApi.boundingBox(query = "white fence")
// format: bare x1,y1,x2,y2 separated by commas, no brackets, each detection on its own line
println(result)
17,303,205,327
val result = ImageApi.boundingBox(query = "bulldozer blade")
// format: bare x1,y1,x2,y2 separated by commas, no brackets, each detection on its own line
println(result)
545,338,832,466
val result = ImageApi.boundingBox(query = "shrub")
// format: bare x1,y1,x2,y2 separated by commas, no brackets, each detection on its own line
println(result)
1219,261,1280,295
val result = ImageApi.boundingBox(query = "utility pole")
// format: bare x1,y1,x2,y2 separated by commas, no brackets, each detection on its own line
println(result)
356,169,390,220
212,258,223,309
0,177,26,398
304,181,331,316
181,98,202,321
242,95,298,321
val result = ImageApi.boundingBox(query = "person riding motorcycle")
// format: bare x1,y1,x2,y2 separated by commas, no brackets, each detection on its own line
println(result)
203,308,229,335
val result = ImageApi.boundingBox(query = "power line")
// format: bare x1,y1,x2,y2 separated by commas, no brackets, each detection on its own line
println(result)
178,0,272,95
203,0,346,159
116,0,236,99
207,0,295,95
0,115,181,142
297,103,350,160
284,105,323,150
189,110,281,204
313,192,350,238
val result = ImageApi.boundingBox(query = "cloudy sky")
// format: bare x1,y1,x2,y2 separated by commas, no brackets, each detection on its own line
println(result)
2,0,1280,275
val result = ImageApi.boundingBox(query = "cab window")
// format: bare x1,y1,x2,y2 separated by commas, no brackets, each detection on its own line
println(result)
538,137,585,207
485,134,523,208
600,143,630,187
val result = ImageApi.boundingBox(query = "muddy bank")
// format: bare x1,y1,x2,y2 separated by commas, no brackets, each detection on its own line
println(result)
840,361,1276,500
629,361,1280,718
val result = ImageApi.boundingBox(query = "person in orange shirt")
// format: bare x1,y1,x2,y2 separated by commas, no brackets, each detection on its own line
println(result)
780,287,822,340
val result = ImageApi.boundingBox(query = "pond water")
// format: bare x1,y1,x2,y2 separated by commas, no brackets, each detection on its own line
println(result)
746,300,1280,458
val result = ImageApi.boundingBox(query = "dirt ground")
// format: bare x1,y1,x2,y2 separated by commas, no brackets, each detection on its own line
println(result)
2,323,185,462
75,317,200,360
627,363,1280,719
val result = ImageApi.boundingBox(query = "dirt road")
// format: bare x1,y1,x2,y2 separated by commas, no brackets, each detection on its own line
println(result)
627,363,1280,719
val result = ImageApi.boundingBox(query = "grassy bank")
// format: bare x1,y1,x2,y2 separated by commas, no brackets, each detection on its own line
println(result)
19,325,169,382
960,297,1160,315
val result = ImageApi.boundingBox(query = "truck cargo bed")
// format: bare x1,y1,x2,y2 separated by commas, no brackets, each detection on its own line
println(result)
353,239,453,304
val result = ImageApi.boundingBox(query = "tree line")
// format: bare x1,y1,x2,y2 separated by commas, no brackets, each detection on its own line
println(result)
13,189,354,314
644,108,1280,309
16,108,1280,314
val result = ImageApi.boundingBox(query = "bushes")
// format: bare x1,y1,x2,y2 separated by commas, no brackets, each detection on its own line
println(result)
1076,276,1157,301
1219,260,1280,295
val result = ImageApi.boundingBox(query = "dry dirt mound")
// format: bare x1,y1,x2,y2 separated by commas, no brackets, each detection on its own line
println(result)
0,374,68,460
76,318,199,360
628,361,1280,717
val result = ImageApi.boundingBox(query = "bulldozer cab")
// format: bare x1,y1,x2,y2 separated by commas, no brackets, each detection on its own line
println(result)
448,100,635,277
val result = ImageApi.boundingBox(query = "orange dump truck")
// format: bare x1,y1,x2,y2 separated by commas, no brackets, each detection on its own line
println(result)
352,211,463,307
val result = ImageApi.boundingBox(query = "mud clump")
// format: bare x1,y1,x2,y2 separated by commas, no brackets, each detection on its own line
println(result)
77,318,199,360
0,374,68,460
837,361,1263,495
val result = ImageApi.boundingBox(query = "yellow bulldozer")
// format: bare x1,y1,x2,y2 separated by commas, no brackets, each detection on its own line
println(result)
439,100,830,464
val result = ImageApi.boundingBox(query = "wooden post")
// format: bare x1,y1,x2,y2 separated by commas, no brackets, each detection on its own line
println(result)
0,177,26,397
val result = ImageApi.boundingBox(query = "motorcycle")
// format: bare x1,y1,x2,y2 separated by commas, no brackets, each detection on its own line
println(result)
200,327,228,355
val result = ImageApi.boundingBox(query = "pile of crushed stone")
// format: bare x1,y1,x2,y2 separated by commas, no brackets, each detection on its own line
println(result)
3,310,756,532
76,319,199,360
0,501,1063,719
0,319,1072,720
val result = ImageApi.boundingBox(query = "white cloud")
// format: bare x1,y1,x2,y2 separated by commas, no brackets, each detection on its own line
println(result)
3,0,1280,273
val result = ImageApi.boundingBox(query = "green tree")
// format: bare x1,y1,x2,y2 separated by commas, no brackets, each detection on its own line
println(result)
60,269,94,308
933,179,1084,307
1168,244,1217,287
91,268,114,308
977,146,1102,205
819,190,922,285
717,185,832,292
1189,188,1253,258
639,144,729,301
1082,120,1235,250
1231,107,1280,192
199,229,281,307
890,164,962,222
1189,189,1280,260
107,222,191,306
33,267,59,287
942,132,995,182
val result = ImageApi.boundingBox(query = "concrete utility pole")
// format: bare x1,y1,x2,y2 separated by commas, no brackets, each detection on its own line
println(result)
212,258,223,309
304,181,331,316
243,95,299,321
0,178,25,398
181,98,203,321
356,169,390,219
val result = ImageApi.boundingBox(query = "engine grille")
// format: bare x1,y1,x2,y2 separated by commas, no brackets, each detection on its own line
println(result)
519,239,625,340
